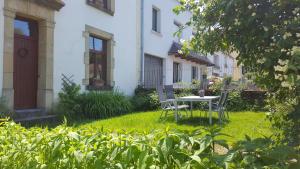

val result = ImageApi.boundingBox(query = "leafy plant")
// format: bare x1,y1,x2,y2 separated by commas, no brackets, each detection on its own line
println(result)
56,78,81,117
131,87,160,111
225,135,300,168
175,0,300,146
79,91,132,119
0,121,298,169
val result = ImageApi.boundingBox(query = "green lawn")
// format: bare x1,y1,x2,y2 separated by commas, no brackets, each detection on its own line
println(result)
74,110,272,144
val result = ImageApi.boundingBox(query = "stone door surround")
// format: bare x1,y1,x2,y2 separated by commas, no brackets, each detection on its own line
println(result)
2,0,64,110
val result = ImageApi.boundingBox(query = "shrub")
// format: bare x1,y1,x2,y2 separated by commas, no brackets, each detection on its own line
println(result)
226,91,250,111
57,79,132,120
131,87,160,111
207,78,267,112
0,121,298,169
78,91,132,119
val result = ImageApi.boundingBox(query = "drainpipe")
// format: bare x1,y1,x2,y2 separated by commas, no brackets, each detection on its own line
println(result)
140,0,145,86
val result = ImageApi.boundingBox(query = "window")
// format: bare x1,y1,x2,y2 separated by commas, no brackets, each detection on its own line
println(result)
174,21,182,42
89,36,107,89
173,62,182,83
87,0,114,15
192,66,199,81
14,18,37,37
152,7,160,32
213,55,219,67
224,56,228,68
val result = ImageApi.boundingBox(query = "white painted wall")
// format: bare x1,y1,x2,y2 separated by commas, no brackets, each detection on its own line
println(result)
166,56,205,85
53,0,139,98
143,0,205,86
0,0,4,96
144,0,192,57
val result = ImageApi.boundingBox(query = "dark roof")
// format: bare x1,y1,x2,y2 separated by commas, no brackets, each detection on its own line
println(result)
168,42,214,66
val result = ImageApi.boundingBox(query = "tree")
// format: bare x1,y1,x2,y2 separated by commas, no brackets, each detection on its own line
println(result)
174,0,300,145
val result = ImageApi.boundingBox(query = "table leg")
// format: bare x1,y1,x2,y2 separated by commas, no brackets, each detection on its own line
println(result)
190,101,193,117
209,100,212,125
175,101,178,122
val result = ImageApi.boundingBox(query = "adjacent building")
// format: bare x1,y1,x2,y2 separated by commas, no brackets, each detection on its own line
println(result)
142,0,213,89
207,52,235,79
0,0,235,111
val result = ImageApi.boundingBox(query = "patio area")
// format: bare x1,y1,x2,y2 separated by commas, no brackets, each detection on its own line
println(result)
74,110,272,144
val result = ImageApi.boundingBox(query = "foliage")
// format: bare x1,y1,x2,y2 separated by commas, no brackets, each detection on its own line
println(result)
174,0,300,98
57,79,81,117
209,79,223,95
0,121,297,169
207,78,266,111
131,86,198,111
57,80,132,120
78,91,132,119
267,96,300,146
131,87,160,111
226,136,300,168
175,0,300,145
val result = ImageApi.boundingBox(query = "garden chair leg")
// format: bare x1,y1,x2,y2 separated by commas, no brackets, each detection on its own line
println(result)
165,110,169,119
185,108,189,117
160,110,164,119
218,110,222,124
226,112,229,120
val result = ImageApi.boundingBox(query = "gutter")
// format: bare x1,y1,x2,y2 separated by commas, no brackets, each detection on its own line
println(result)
140,0,145,86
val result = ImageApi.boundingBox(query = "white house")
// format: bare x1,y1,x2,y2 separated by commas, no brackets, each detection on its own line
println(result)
0,0,140,111
0,0,230,112
142,0,213,88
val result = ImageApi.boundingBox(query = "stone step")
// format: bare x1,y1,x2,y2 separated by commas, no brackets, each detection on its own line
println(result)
14,115,57,123
13,108,47,119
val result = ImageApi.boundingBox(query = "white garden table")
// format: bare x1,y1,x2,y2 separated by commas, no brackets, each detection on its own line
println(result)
175,96,220,125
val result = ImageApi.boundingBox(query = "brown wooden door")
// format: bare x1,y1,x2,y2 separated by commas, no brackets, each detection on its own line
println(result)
13,18,38,109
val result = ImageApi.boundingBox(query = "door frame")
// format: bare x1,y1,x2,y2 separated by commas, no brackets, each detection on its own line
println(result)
13,16,39,109
2,0,59,111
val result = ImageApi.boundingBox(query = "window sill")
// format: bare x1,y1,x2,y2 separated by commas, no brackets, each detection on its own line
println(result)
151,30,162,37
86,85,113,91
87,3,114,16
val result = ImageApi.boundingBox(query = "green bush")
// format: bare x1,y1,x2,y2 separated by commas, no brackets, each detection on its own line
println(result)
130,87,160,111
57,80,132,119
56,82,81,118
0,121,298,169
78,91,132,119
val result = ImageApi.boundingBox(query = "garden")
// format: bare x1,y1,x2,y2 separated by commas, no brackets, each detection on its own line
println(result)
0,0,300,168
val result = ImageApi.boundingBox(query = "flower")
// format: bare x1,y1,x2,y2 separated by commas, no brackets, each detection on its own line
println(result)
234,19,241,26
251,12,256,16
248,5,253,9
283,32,292,39
281,81,293,90
278,59,289,66
257,58,265,64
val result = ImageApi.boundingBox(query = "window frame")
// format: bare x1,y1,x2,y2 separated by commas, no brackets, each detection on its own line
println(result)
173,62,182,83
152,6,161,33
191,66,199,81
88,35,108,90
83,25,115,91
86,0,115,16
